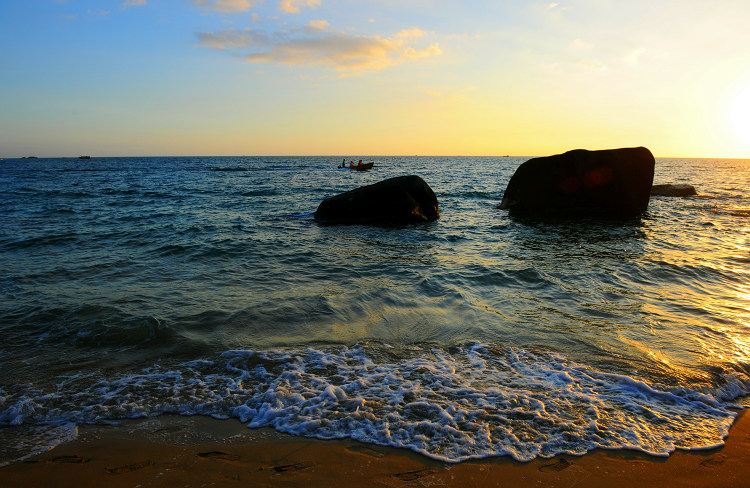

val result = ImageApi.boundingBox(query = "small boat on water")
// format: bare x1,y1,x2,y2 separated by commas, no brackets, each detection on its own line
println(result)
339,160,374,171
79,155,91,159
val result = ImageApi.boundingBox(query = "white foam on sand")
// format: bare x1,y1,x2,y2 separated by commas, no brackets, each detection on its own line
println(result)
1,342,744,464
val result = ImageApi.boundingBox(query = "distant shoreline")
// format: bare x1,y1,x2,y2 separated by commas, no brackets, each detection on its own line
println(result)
2,155,749,160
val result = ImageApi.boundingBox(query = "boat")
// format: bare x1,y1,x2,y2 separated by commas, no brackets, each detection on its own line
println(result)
350,162,374,171
338,161,374,171
79,155,91,159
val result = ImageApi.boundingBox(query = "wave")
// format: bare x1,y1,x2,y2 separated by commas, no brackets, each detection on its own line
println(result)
1,304,176,351
239,188,279,197
1,233,80,251
710,207,750,218
0,342,745,464
210,167,252,172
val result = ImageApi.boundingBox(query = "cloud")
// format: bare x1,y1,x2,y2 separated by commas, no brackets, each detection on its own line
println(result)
245,32,400,71
196,24,442,72
395,28,426,39
279,0,321,14
308,19,329,30
192,0,261,13
196,28,270,49
122,0,147,8
403,44,442,60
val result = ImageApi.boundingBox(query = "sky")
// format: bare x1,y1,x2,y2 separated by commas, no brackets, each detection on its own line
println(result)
1,0,749,158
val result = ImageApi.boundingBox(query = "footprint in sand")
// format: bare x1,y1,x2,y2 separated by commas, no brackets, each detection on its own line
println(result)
196,450,240,462
700,454,728,468
49,455,89,464
346,445,386,458
539,458,572,472
105,460,155,475
270,461,317,473
393,468,439,482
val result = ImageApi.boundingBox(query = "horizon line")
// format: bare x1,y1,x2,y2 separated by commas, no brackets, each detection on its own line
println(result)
3,154,749,161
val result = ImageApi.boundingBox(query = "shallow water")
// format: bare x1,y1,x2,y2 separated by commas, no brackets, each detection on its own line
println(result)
1,155,749,463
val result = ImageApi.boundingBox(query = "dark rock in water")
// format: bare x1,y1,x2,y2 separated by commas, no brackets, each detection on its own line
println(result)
650,183,697,197
314,175,439,225
499,147,655,218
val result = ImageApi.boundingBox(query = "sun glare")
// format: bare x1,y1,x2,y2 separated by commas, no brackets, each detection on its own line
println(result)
730,85,750,150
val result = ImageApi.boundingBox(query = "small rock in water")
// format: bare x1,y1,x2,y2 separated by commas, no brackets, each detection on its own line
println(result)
314,175,439,226
650,183,697,197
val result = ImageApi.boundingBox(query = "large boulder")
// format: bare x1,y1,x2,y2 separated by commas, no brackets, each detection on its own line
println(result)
650,184,697,197
314,175,439,225
499,147,655,218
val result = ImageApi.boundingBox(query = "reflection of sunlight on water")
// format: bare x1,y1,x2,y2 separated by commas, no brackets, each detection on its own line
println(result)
619,335,673,368
697,271,750,366
729,225,750,361
637,188,750,380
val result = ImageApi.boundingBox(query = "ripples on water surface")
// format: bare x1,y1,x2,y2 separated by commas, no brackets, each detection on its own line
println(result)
1,155,749,463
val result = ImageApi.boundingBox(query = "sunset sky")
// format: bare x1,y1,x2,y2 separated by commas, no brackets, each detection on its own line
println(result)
1,0,749,158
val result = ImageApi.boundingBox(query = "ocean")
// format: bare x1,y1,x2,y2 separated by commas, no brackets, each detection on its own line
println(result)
1,155,749,465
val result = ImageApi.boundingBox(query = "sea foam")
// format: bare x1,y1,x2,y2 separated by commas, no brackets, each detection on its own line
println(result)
1,343,741,463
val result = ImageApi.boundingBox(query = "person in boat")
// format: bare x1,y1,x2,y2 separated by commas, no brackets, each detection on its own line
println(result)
358,160,363,165
350,161,354,167
341,158,345,168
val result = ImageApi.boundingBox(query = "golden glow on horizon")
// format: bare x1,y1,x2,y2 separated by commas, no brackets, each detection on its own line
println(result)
730,85,750,151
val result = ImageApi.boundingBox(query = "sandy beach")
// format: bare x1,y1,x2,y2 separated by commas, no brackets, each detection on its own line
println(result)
1,410,748,488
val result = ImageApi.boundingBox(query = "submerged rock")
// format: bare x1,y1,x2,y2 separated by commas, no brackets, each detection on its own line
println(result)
650,184,697,197
499,147,655,218
314,175,439,225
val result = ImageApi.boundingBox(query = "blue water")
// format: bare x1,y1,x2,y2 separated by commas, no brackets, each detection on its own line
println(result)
1,155,750,464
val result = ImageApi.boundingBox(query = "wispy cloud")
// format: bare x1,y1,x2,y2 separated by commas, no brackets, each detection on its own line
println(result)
395,28,427,39
279,0,321,14
403,44,441,60
197,28,270,49
308,19,329,30
197,24,442,73
192,0,261,13
122,0,147,8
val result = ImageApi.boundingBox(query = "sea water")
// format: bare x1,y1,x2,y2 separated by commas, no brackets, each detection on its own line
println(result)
1,155,749,464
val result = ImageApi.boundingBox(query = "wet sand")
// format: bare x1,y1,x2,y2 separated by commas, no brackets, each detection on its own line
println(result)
2,411,748,487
